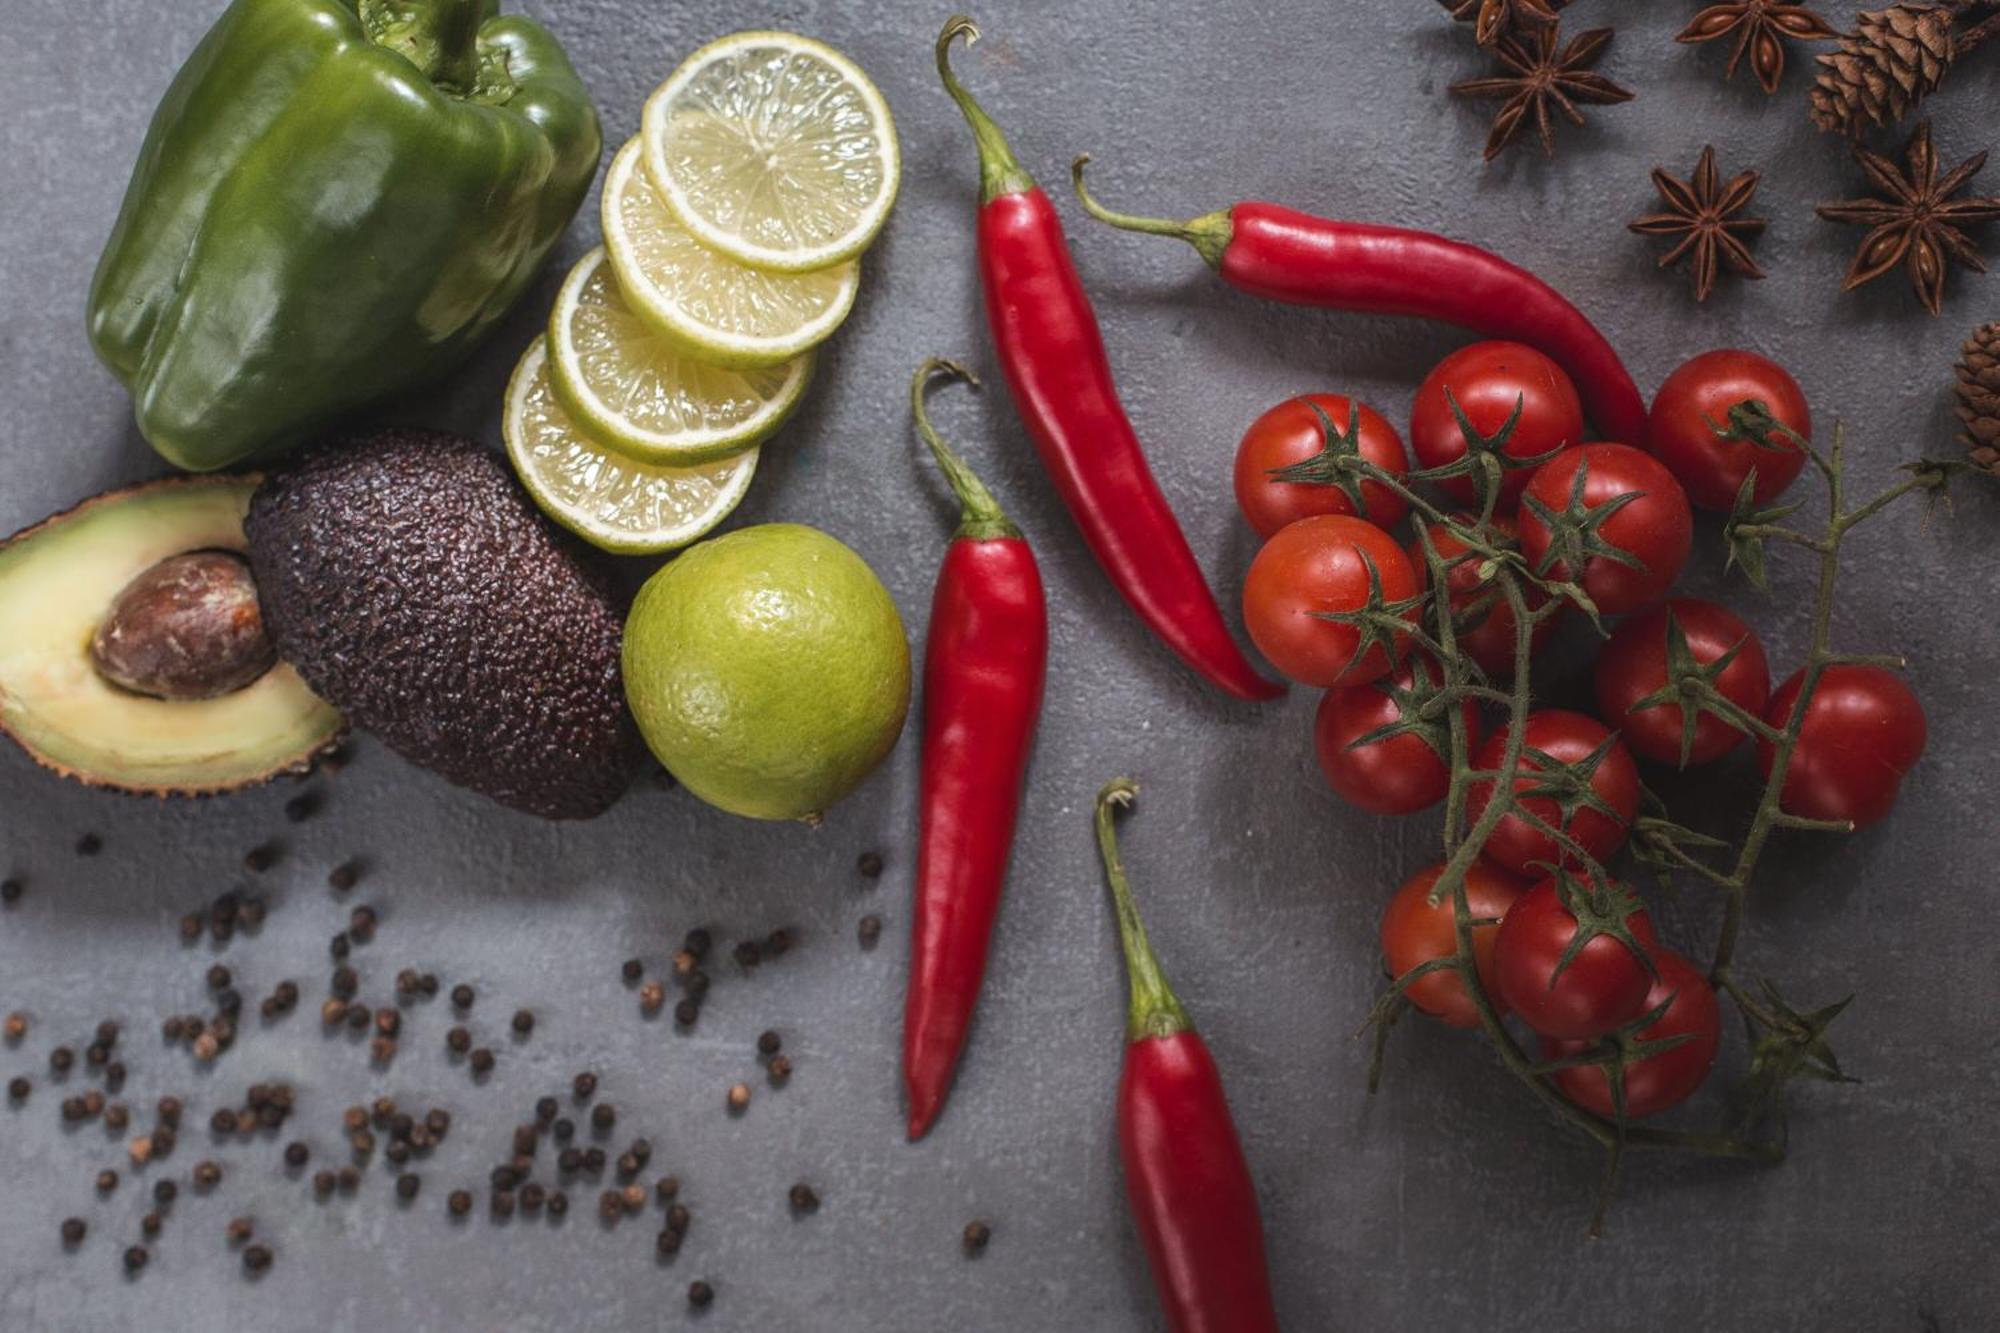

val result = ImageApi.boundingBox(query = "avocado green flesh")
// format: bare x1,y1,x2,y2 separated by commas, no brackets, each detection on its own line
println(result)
0,478,342,793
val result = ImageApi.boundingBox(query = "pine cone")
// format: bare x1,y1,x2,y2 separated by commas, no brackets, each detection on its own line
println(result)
1957,321,2000,474
1809,3,1959,136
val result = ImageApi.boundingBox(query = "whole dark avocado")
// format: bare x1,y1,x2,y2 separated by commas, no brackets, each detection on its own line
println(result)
245,430,642,820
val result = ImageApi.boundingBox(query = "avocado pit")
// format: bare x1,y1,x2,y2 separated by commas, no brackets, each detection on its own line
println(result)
91,551,275,702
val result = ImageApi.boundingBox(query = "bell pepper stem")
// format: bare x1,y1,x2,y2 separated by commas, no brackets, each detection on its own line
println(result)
912,358,1020,543
371,0,485,95
1094,780,1192,1044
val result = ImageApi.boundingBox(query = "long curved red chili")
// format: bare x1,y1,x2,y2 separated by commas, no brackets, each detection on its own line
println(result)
1070,161,1650,450
937,17,1282,702
1095,779,1280,1333
903,359,1049,1142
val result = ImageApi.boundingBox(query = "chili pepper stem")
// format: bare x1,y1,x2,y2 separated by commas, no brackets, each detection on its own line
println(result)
1094,780,1192,1043
912,359,1021,542
1070,156,1234,269
937,17,1037,203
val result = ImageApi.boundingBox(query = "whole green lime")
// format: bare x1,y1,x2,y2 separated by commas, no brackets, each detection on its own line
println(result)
624,523,911,822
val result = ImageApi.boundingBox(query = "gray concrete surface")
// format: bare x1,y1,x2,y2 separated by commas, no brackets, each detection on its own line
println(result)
3,2,1997,1329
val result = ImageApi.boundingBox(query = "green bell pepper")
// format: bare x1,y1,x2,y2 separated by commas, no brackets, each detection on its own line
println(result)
87,0,602,472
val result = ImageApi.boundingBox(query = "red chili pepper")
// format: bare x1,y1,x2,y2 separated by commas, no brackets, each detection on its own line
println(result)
903,359,1049,1142
936,18,1282,703
1094,779,1279,1333
1069,161,1650,450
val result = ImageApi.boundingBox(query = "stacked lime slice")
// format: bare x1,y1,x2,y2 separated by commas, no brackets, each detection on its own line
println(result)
506,32,900,553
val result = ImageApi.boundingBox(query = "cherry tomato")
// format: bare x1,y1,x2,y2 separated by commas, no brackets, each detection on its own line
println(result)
1243,514,1419,688
1518,443,1693,617
1493,871,1660,1041
1648,349,1810,512
1408,514,1561,678
1315,658,1478,816
1757,664,1926,829
1594,598,1771,767
1465,709,1640,878
1544,950,1721,1118
1380,861,1529,1028
1410,341,1585,508
1233,393,1411,538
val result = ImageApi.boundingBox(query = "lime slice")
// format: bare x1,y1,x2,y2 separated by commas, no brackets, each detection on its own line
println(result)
504,338,758,555
642,31,900,274
603,138,860,369
547,246,811,465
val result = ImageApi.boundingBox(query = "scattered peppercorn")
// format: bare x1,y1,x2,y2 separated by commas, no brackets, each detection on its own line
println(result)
244,843,279,874
140,1211,163,1239
384,1139,410,1166
450,984,474,1010
688,1280,714,1309
789,1183,820,1213
104,1103,130,1131
329,933,350,960
655,1176,681,1203
639,981,665,1015
572,1071,597,1100
60,1218,85,1246
328,861,360,893
684,928,712,959
733,940,762,968
447,1190,472,1218
8,1076,30,1101
374,1008,400,1038
514,1124,540,1158
757,1030,782,1057
76,833,103,857
674,1000,700,1026
330,966,358,999
657,1228,684,1257
768,1056,793,1084
535,1096,559,1126
96,1169,119,1194
857,851,884,879
547,1189,569,1218
963,1220,992,1255
0,877,21,905
596,1189,622,1221
446,1026,471,1055
765,928,793,957
3,1011,25,1042
511,1010,534,1036
396,1173,421,1201
591,1103,616,1133
243,1244,273,1274
104,1062,127,1092
192,1033,220,1062
558,1147,583,1174
858,915,882,948
194,1161,222,1190
337,1166,359,1193
348,905,377,943
519,1182,547,1213
153,1180,177,1206
344,1005,369,1033
425,1109,451,1138
284,792,319,823
552,1118,575,1144
726,1083,751,1114
226,1217,254,1246
491,1190,516,1219
178,914,202,943
622,958,644,984
284,1142,309,1169
123,1245,148,1274
49,1046,73,1073
469,1048,494,1076
582,1147,607,1175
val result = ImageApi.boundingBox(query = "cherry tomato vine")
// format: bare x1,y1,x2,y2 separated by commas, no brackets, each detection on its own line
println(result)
1299,398,1970,1232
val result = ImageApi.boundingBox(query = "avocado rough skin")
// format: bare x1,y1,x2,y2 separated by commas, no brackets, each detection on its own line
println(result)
245,430,643,820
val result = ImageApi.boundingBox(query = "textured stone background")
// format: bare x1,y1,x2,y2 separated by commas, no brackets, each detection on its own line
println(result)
3,2,1997,1330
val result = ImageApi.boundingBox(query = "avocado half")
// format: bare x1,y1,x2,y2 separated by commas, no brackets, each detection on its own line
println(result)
0,476,345,795
245,430,644,821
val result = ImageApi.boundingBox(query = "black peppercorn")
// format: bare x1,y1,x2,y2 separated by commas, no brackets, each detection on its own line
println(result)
425,1109,451,1138
621,958,644,984
520,1182,546,1212
329,932,350,960
123,1245,148,1274
546,1189,569,1218
858,915,883,948
572,1071,597,1100
591,1103,616,1133
215,988,242,1017
6,1076,27,1101
757,1030,782,1056
445,1025,471,1055
284,1142,309,1168
963,1220,992,1254
552,1118,575,1143
328,861,360,893
490,1164,521,1191
447,1189,472,1218
558,1147,582,1174
345,1005,369,1032
140,1212,163,1238
688,1280,714,1308
76,833,103,857
768,1055,793,1083
857,850,884,878
490,1190,516,1219
243,1244,272,1274
656,1228,684,1257
330,966,357,999
790,1183,820,1213
732,940,762,968
628,1138,652,1167
666,1203,690,1235
60,1217,86,1246
582,1147,606,1175
49,1045,74,1073
513,1125,539,1158
96,1169,119,1194
535,1096,559,1126
348,905,376,943
384,1140,410,1166
511,1010,535,1036
374,1008,400,1038
596,1189,621,1221
0,877,21,905
616,1152,640,1179
153,1180,177,1206
178,913,202,943
765,928,793,957
244,843,278,873
226,1217,254,1246
193,1161,222,1190
105,1062,127,1092
655,1176,680,1202
450,984,474,1010
337,1166,359,1193
396,1173,420,1201
469,1048,494,1076
674,999,700,1026
237,897,266,930
684,928,712,958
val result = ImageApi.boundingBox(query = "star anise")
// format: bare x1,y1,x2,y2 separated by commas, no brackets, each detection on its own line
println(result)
1450,23,1635,161
1815,120,2000,316
1629,145,1767,302
1438,0,1566,48
1676,0,1837,95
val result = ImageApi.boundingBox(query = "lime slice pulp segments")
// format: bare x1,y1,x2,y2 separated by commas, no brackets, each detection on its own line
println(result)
641,31,901,274
602,138,860,370
504,338,759,555
547,247,812,465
